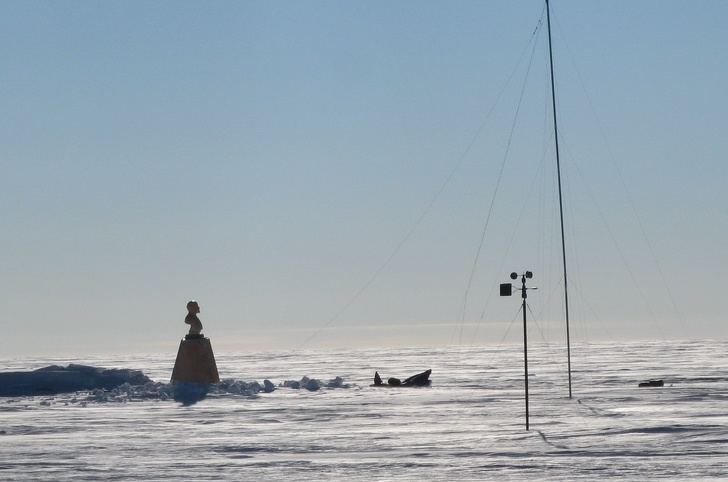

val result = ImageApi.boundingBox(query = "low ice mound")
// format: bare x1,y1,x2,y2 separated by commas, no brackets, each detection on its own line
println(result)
0,368,353,404
0,364,152,397
281,376,350,391
174,378,277,405
216,379,277,394
60,376,350,405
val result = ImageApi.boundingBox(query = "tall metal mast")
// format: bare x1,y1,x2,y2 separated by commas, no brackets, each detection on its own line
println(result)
546,0,573,398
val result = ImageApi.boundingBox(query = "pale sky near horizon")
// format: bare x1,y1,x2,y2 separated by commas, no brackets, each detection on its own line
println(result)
2,1,727,358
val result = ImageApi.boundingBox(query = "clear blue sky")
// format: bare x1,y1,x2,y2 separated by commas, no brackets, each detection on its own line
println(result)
2,1,726,357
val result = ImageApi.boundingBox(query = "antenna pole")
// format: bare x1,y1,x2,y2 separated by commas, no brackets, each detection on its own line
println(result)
546,0,573,399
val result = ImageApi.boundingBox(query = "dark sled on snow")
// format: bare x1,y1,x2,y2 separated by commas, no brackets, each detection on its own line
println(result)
371,369,431,387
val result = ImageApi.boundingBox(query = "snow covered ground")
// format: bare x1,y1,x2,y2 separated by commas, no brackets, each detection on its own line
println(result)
1,339,727,480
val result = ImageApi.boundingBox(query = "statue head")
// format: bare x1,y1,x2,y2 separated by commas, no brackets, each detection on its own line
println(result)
186,300,200,314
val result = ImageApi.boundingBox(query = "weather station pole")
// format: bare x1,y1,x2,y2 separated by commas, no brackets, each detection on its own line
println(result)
501,271,536,430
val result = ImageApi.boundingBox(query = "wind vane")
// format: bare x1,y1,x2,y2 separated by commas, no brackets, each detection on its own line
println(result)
501,271,537,430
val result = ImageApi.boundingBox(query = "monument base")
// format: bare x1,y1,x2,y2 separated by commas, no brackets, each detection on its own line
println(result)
171,337,220,384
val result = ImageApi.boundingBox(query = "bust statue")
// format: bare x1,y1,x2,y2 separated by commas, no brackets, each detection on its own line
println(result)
185,300,204,339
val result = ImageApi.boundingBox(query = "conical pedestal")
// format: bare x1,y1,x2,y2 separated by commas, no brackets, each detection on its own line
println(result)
171,337,220,384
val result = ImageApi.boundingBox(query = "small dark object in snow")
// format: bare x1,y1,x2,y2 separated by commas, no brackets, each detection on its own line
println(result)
638,379,664,387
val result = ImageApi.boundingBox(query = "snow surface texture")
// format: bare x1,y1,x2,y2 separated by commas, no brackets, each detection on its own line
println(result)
0,340,727,480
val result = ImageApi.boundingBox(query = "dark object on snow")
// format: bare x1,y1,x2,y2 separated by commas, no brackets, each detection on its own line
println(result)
374,371,384,385
638,379,664,387
373,369,431,387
